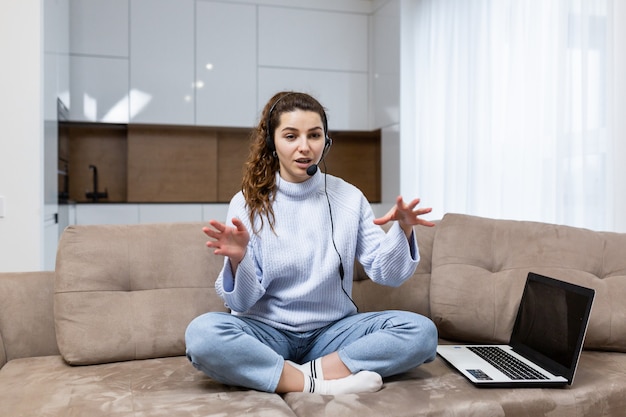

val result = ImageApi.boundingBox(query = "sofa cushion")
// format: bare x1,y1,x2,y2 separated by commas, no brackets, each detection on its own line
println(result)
429,213,626,351
55,222,228,365
4,352,625,417
282,351,626,416
0,355,296,416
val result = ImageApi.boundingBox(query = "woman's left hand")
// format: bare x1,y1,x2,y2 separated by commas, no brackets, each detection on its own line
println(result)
374,196,435,236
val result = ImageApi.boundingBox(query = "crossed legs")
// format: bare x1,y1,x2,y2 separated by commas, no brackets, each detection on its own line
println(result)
185,311,437,394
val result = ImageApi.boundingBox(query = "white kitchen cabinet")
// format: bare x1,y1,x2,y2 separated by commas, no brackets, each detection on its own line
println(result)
138,204,203,224
66,0,128,123
258,67,369,131
258,7,368,73
57,54,70,109
69,0,128,58
75,204,213,225
257,6,369,130
75,204,139,225
45,0,69,55
44,56,59,121
44,0,70,110
195,1,257,127
130,0,195,125
69,55,129,123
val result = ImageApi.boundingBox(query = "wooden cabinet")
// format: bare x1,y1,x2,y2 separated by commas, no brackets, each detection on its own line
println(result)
63,122,380,205
126,125,219,202
63,123,251,204
66,123,128,202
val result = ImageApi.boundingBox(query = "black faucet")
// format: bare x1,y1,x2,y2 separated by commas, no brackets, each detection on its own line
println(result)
85,165,108,202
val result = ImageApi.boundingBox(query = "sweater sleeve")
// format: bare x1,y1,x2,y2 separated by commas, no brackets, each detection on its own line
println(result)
357,199,420,287
213,194,266,312
215,244,266,312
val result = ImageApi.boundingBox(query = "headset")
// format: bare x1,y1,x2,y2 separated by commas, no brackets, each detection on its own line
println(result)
265,92,358,311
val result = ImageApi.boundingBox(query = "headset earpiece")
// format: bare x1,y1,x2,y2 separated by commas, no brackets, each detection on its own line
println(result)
265,93,293,154
265,131,275,153
323,135,332,154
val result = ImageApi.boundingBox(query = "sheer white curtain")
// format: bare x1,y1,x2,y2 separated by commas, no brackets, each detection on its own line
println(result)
403,0,625,231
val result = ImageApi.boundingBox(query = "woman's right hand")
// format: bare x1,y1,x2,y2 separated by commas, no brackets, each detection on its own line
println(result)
203,218,250,269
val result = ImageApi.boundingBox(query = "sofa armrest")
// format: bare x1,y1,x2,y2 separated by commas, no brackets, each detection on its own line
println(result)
0,272,59,369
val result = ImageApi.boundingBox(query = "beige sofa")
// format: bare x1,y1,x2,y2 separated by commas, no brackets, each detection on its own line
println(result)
1,213,625,416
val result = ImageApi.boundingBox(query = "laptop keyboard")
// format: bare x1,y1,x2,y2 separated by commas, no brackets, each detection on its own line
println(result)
468,346,549,380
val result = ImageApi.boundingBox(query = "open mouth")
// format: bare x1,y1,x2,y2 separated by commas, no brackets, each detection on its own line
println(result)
295,158,313,167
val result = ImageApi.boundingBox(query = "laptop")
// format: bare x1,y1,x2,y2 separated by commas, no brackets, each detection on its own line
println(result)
437,272,595,388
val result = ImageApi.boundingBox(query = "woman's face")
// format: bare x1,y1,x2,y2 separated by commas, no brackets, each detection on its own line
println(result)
273,109,326,183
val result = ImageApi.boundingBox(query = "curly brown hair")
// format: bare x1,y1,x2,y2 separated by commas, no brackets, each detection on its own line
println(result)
242,91,328,233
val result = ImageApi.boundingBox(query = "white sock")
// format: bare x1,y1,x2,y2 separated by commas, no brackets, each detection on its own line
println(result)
302,371,383,395
287,358,324,380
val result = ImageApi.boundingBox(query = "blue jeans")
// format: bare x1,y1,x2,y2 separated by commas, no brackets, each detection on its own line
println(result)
185,310,438,392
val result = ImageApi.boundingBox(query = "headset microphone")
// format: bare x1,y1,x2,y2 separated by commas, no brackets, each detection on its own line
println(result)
306,163,319,176
307,138,332,176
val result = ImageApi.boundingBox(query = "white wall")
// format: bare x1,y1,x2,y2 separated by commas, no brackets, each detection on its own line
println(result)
0,0,45,272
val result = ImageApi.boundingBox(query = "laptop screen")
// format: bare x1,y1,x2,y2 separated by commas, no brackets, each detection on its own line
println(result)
510,272,595,383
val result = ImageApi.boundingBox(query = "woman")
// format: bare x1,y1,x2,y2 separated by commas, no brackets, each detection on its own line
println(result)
185,92,438,395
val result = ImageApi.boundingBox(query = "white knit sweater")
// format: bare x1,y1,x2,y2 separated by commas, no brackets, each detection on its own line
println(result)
215,172,419,332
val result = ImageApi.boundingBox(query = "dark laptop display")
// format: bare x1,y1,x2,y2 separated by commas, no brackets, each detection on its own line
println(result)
510,273,595,384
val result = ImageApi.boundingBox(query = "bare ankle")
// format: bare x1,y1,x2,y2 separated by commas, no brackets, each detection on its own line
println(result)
275,361,304,393
321,353,351,380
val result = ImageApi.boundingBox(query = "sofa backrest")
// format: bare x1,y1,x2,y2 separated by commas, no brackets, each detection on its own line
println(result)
54,220,439,366
54,222,228,365
429,213,626,353
0,272,59,368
